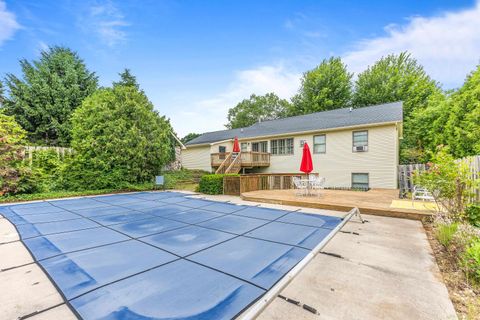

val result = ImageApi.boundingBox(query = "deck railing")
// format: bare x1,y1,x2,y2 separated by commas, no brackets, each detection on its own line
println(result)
223,173,315,195
211,151,270,167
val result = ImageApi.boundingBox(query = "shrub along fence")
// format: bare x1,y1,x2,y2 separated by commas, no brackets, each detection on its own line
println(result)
398,155,480,202
23,146,73,164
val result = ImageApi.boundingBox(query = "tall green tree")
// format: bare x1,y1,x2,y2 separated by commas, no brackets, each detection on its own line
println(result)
404,91,451,163
113,68,139,89
226,93,290,129
445,64,480,157
352,52,439,118
290,57,353,115
181,133,201,144
352,52,440,163
67,85,175,190
3,46,98,146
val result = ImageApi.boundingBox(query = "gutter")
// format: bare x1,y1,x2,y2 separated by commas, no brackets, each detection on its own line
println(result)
170,131,187,150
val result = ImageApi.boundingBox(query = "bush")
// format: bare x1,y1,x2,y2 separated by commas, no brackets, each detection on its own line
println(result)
198,174,238,195
65,86,175,190
30,149,71,192
435,223,458,247
0,113,36,195
462,239,480,284
466,203,480,227
414,146,479,221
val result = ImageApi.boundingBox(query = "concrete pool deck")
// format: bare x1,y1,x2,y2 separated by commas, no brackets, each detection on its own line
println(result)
0,192,457,320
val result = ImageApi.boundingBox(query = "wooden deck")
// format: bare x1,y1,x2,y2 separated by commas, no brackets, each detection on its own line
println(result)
241,188,433,220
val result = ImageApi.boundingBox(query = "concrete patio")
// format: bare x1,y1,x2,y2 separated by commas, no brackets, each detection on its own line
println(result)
0,192,456,320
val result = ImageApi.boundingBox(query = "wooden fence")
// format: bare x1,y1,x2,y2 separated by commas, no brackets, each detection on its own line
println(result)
398,163,428,198
398,155,480,201
223,173,313,196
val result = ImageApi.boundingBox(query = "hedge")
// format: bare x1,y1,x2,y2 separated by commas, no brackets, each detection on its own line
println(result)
198,174,239,195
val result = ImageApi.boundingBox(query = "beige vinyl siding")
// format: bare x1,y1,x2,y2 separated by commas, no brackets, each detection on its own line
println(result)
210,141,233,153
181,146,212,172
249,124,399,189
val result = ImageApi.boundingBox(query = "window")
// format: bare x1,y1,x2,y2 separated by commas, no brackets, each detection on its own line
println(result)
219,146,226,159
353,130,368,152
352,173,369,189
241,142,248,152
252,141,268,153
313,135,326,153
270,138,294,155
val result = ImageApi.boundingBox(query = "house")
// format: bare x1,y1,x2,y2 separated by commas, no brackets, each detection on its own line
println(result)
182,102,403,189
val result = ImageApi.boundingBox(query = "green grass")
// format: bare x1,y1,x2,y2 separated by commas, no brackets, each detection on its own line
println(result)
435,223,459,247
0,183,155,204
0,170,208,204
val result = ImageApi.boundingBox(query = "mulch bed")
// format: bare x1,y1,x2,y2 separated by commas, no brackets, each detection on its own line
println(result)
423,222,480,319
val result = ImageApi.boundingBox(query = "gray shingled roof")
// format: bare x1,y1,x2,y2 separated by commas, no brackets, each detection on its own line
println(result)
186,102,403,146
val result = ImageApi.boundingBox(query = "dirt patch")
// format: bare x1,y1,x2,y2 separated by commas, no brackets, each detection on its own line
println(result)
423,222,480,319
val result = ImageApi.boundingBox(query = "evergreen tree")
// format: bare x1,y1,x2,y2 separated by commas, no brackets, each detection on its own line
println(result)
3,46,98,146
113,68,139,89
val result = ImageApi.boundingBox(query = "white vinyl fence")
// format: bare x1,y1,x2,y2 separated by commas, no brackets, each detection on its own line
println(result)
23,146,73,164
398,155,480,202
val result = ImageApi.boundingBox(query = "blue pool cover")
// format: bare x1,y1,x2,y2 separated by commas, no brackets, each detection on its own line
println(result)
0,191,343,320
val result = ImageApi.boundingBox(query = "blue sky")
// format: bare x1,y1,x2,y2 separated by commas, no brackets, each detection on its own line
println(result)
0,0,479,136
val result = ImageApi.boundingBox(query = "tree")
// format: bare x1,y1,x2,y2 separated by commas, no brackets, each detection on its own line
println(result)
352,52,439,118
181,133,201,144
0,113,35,195
444,64,480,158
226,93,290,129
67,85,175,190
113,68,139,89
3,46,98,146
403,91,451,163
352,52,440,163
290,57,353,115
0,80,4,107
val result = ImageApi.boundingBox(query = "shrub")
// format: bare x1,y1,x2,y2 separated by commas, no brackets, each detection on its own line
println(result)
414,146,479,221
30,149,71,192
466,203,480,227
66,86,175,190
462,238,480,284
198,174,238,195
0,113,36,195
435,223,458,247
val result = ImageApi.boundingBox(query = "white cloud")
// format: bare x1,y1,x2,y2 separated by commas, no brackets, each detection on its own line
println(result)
0,0,21,47
169,64,301,136
343,2,480,88
81,0,129,46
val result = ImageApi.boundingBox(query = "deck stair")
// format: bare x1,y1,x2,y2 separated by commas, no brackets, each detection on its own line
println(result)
215,152,242,174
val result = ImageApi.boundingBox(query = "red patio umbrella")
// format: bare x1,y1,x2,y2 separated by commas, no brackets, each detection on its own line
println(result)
300,142,313,174
233,136,241,153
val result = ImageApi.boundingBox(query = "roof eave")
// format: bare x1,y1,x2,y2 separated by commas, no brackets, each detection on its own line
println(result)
184,120,401,147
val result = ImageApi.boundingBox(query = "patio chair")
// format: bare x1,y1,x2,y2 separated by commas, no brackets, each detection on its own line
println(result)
293,177,307,196
309,175,326,197
412,185,434,205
